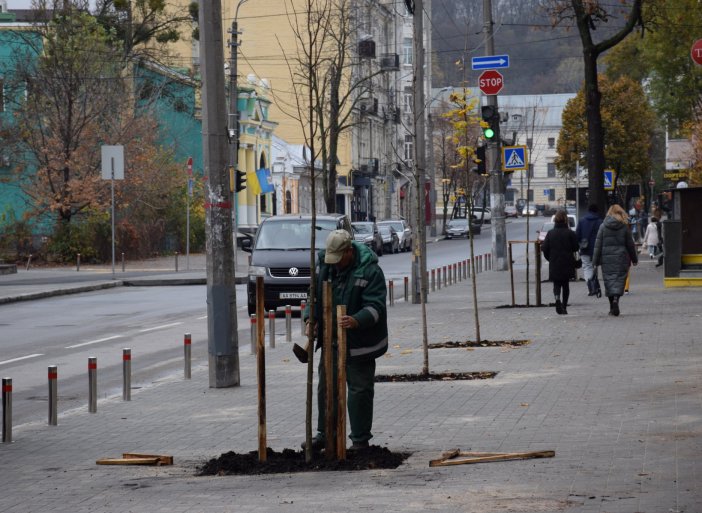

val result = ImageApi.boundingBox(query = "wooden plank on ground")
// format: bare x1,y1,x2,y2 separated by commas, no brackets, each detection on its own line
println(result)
96,453,173,466
429,450,554,467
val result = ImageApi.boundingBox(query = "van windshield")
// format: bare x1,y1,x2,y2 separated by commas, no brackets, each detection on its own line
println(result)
254,219,339,250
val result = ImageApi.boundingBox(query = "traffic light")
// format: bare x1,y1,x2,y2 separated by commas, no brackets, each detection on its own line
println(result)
235,169,247,192
473,145,487,175
481,105,498,140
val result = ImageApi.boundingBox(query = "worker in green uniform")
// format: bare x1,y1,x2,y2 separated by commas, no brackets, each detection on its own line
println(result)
302,229,388,451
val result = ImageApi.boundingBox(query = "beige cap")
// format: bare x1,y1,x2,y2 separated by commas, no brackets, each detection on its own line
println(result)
324,229,352,264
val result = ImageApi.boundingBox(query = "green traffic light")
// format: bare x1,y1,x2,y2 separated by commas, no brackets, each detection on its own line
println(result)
483,127,495,139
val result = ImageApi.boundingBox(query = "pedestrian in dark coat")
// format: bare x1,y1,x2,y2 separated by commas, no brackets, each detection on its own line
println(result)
592,204,638,316
541,210,579,315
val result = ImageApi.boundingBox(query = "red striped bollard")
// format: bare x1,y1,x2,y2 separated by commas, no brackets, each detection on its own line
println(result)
250,314,257,355
2,378,11,443
443,266,448,287
122,349,131,401
300,300,307,336
88,357,97,413
430,269,435,292
453,263,458,283
457,262,462,282
184,333,192,379
285,305,292,343
48,365,58,425
437,267,442,290
404,276,409,301
389,280,394,306
269,310,276,349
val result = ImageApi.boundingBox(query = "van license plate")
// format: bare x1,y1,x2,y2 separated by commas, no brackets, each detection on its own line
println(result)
280,292,307,299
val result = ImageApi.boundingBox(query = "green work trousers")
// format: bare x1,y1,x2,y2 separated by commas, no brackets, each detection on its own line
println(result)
317,345,376,443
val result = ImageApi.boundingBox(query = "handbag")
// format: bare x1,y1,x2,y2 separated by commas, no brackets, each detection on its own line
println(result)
574,252,582,269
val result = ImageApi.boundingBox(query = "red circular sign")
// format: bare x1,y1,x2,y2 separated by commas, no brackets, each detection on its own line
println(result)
692,39,702,66
478,70,504,96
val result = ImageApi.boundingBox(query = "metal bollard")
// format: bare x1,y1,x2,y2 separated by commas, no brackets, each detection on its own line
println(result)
389,280,394,306
122,349,131,401
463,260,468,280
468,259,472,277
250,314,257,355
269,310,276,349
2,378,11,443
453,263,458,283
121,252,125,272
76,253,81,272
175,251,179,272
285,305,292,343
437,267,441,290
88,357,97,413
443,266,448,287
300,300,307,336
48,365,57,425
457,262,462,282
184,333,192,379
431,269,435,292
25,254,32,271
404,276,409,302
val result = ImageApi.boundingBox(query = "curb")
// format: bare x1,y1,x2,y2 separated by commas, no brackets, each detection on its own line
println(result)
0,281,123,305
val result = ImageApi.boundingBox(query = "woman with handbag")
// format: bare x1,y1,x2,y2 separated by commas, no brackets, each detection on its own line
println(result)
541,210,579,315
592,204,639,316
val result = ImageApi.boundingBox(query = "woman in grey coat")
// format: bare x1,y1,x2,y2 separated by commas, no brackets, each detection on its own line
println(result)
592,204,638,316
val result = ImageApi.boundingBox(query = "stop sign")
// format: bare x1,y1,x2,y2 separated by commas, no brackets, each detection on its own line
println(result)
691,39,702,66
478,70,504,95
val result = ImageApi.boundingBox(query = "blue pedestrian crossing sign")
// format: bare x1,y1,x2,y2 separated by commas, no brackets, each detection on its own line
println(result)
502,145,528,172
604,169,616,191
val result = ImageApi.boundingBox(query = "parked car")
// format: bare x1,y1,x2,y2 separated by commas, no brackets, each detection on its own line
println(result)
241,214,352,315
471,206,492,224
378,219,412,252
377,224,400,254
551,213,576,230
505,205,519,218
351,221,383,256
445,218,481,239
537,221,554,243
525,204,538,216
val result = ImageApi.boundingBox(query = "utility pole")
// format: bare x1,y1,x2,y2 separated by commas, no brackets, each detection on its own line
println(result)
200,0,239,387
482,0,507,271
412,0,428,304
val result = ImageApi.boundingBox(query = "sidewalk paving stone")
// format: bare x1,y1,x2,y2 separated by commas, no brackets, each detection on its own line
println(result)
0,258,700,512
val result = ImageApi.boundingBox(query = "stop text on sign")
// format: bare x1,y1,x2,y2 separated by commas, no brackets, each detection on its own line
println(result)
478,70,504,95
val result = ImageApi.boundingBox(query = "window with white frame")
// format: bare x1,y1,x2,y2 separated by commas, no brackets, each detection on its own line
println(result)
548,137,555,148
403,87,412,114
547,162,556,178
404,134,414,161
402,38,413,65
548,188,555,201
527,189,534,202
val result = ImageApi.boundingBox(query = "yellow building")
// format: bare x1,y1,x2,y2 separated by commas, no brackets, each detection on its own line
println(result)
169,0,408,222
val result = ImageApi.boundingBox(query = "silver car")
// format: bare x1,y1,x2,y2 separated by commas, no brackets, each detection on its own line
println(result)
378,219,412,252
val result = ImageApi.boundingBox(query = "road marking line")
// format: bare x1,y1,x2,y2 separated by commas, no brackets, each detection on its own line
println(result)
197,315,207,320
0,353,44,366
66,335,123,349
138,322,183,333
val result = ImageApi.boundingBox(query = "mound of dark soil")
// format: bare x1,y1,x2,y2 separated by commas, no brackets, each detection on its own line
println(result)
375,371,497,382
495,304,551,309
429,340,529,349
198,446,410,476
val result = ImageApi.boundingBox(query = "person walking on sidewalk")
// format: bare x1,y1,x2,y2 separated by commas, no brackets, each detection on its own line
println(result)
575,204,603,296
642,217,660,259
541,210,579,315
592,204,638,316
303,229,388,451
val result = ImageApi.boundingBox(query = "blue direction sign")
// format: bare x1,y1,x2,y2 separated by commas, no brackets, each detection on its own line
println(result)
472,54,510,70
604,169,615,191
502,145,528,172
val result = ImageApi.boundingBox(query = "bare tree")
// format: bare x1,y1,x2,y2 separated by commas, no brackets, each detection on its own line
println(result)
545,0,644,215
